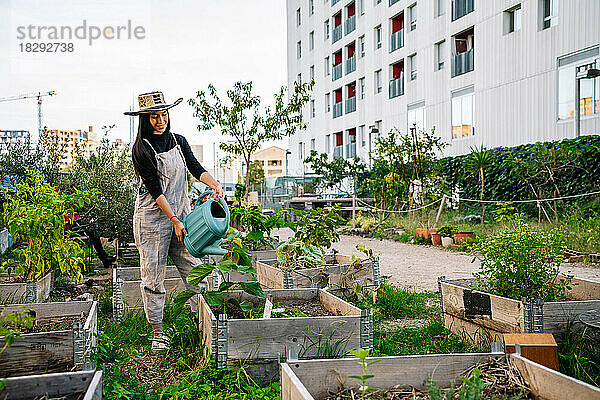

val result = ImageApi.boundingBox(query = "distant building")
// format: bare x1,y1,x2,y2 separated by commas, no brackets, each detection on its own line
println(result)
0,130,29,153
112,138,129,154
251,146,287,178
43,126,99,169
190,144,204,163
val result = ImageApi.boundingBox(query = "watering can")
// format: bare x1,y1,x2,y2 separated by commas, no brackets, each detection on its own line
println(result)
183,190,230,257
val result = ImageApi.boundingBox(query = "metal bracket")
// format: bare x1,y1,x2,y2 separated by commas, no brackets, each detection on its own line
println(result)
217,314,228,369
533,299,544,333
283,268,294,289
26,279,37,303
73,321,85,369
360,308,374,349
371,256,381,286
112,269,124,322
438,276,446,315
490,341,503,353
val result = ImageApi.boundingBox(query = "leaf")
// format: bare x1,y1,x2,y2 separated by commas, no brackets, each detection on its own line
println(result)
173,290,196,313
239,300,254,313
187,264,214,286
215,259,235,274
366,360,381,366
246,230,264,243
218,281,236,292
348,375,363,380
204,291,224,306
236,264,256,275
240,281,265,298
236,251,252,267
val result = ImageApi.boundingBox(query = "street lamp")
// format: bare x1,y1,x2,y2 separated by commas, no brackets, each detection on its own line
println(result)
285,149,291,195
575,63,600,138
368,124,379,169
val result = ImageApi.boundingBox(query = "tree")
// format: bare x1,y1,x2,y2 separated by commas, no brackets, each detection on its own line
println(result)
248,160,265,192
465,144,492,224
304,151,366,194
189,81,313,199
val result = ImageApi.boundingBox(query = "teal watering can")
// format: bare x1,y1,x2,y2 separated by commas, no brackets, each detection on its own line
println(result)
183,190,230,257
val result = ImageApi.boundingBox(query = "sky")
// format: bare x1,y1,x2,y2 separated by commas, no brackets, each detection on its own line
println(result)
0,0,288,170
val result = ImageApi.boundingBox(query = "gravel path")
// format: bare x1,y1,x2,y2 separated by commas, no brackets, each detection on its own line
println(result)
330,234,600,292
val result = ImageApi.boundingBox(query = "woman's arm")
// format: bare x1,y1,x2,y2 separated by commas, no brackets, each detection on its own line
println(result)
200,172,224,199
155,194,187,243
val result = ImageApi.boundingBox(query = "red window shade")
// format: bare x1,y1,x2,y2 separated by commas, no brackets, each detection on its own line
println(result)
334,13,341,26
335,132,343,146
347,84,356,98
334,51,342,65
347,44,355,58
392,15,404,33
347,3,355,17
392,62,403,79
348,128,356,136
335,89,342,103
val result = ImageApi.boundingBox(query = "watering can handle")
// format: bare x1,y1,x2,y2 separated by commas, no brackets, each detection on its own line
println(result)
195,190,230,222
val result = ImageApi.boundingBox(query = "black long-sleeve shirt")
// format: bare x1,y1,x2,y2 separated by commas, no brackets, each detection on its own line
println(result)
137,132,207,200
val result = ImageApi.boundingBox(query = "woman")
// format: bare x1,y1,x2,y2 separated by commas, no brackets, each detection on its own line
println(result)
125,91,223,351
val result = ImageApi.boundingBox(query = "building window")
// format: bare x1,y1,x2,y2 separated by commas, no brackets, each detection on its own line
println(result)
558,55,599,120
326,93,331,112
359,0,365,15
409,3,417,31
435,40,446,70
309,0,314,15
452,27,474,77
436,0,446,16
375,0,381,4
297,73,302,84
409,53,417,80
359,125,366,146
311,100,315,118
297,8,301,26
310,138,316,151
325,135,331,153
298,142,303,160
375,69,382,93
325,57,330,76
374,25,382,50
324,20,330,40
310,65,315,82
504,5,522,34
541,0,558,30
451,87,474,139
359,35,365,57
407,102,425,133
309,31,315,50
297,41,302,59
359,77,365,99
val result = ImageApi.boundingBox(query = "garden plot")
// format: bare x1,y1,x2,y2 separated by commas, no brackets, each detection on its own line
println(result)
440,276,600,345
0,300,97,377
1,370,103,399
199,288,372,380
280,352,600,400
0,271,52,304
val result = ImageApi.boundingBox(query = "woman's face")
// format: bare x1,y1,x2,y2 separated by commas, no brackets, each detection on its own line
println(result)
149,110,168,134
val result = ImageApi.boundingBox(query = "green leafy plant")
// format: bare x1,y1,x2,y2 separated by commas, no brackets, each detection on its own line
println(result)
491,202,516,223
0,170,94,282
471,214,571,301
349,348,380,400
290,207,344,249
230,205,284,250
466,145,493,224
0,308,34,392
437,225,455,237
275,238,325,270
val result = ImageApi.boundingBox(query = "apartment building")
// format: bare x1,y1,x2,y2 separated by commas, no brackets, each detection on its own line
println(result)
0,130,29,153
286,0,600,176
251,146,287,178
42,126,98,169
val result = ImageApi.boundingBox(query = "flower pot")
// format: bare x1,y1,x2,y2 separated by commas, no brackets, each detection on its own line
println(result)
441,236,454,247
453,231,474,244
431,233,442,246
415,228,429,239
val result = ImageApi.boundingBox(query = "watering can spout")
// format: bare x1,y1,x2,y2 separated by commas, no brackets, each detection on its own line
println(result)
201,240,227,256
183,191,230,258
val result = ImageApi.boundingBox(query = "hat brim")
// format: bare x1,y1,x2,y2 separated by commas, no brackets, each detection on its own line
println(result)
124,97,183,116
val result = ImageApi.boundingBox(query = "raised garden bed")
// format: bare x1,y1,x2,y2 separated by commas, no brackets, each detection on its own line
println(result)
280,352,600,400
256,254,381,290
0,299,97,377
0,271,52,304
439,275,600,345
198,288,372,380
2,370,103,399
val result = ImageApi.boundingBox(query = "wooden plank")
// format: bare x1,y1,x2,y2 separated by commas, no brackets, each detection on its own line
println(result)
198,294,216,360
2,370,101,399
256,260,285,289
263,295,273,318
543,300,600,335
0,330,74,377
36,271,53,302
85,301,99,352
284,353,501,400
123,278,185,309
319,289,361,316
83,370,104,400
0,272,52,304
443,312,504,347
281,363,313,400
116,265,181,281
503,333,559,370
0,300,92,320
565,276,600,301
510,353,600,400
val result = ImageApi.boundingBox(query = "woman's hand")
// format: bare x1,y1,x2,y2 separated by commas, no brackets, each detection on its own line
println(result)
172,217,187,243
212,184,224,200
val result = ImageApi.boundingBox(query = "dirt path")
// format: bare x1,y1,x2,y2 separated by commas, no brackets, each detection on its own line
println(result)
330,234,600,291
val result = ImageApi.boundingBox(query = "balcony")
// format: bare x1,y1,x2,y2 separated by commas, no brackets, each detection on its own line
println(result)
346,141,356,158
333,63,343,80
389,74,404,98
452,0,474,21
345,96,356,113
333,145,344,159
346,55,356,74
333,102,343,118
332,0,341,5
390,29,404,52
344,15,356,35
333,25,342,43
390,0,400,5
451,49,474,77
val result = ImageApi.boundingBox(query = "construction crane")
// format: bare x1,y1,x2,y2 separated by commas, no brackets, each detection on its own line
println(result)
0,91,56,137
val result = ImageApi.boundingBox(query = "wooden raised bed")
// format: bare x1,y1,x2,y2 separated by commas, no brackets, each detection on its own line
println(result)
256,254,381,290
199,288,372,379
2,370,103,399
0,271,52,304
439,275,600,345
0,300,98,377
280,352,600,400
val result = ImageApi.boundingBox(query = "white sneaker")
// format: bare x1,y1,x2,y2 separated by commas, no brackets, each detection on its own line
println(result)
151,333,170,351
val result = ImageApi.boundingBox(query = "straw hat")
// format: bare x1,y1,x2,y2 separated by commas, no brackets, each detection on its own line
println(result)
124,91,183,115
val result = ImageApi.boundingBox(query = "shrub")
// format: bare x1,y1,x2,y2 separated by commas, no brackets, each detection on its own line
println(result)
471,215,570,301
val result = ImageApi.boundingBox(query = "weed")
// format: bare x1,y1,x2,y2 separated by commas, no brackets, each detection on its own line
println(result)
348,348,380,400
557,319,600,386
298,321,353,359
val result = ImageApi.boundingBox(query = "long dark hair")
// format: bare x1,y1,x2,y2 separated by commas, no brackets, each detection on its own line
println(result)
131,112,171,179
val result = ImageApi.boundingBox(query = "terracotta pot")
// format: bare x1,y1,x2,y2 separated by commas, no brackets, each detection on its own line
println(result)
441,236,454,247
415,228,429,239
453,232,474,244
431,233,442,246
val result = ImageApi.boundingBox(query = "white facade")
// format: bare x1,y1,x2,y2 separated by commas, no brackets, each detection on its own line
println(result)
286,0,600,176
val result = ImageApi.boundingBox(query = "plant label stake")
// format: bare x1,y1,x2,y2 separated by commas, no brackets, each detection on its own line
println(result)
263,294,273,319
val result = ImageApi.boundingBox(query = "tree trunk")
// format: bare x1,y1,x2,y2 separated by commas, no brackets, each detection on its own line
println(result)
244,155,251,201
480,168,485,224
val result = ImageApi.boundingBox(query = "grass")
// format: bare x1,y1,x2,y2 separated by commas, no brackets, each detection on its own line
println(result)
557,319,600,386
